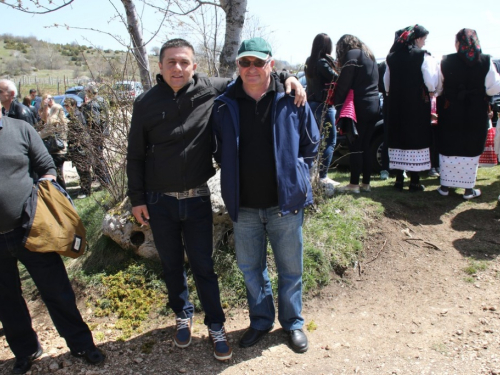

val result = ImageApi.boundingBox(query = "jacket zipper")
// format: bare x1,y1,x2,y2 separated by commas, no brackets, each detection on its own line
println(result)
191,91,211,107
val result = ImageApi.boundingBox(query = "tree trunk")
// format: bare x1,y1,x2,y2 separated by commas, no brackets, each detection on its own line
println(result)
218,0,247,78
121,0,153,90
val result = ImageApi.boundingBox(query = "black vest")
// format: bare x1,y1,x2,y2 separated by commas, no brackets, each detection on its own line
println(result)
437,53,490,157
386,47,431,150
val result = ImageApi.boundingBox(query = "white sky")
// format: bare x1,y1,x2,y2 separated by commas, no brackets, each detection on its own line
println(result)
2,0,499,66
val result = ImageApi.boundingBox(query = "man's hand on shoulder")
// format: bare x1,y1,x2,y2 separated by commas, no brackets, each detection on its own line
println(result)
285,77,307,107
132,205,150,226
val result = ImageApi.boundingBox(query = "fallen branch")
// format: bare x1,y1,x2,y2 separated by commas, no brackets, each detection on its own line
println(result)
404,238,441,251
405,239,420,248
366,239,387,264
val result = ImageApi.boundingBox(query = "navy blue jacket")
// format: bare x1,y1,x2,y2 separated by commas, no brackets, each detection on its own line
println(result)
211,80,320,222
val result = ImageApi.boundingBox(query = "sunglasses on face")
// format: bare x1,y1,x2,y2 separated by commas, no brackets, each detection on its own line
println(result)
237,59,270,68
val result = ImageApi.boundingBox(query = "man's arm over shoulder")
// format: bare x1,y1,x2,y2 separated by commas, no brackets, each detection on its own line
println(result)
209,77,234,96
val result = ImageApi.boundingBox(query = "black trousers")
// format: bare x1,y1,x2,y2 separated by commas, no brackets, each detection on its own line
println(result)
0,227,94,358
347,119,376,185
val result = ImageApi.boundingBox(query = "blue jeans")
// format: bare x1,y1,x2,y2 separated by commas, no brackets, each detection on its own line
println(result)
232,206,304,331
146,192,225,326
309,101,336,179
0,227,94,358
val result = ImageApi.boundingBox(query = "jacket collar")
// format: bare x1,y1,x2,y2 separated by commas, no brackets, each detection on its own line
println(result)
156,72,211,96
226,74,284,100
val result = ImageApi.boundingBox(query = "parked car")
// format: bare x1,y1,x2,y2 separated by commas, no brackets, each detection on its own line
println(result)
298,71,385,172
32,94,84,119
65,85,85,100
113,81,144,102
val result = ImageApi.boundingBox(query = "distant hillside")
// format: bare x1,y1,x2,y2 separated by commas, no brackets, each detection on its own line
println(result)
1,34,161,86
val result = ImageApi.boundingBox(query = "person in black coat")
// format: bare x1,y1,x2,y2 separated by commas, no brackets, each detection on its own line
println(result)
305,33,340,193
384,25,439,192
334,34,380,193
436,28,500,199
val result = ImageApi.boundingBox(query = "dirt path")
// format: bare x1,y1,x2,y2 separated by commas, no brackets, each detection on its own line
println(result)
1,195,500,375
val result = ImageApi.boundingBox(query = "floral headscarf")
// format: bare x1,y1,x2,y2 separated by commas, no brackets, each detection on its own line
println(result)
456,28,481,66
390,25,429,53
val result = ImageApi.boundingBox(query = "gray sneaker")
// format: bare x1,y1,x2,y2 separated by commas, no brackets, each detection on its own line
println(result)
428,168,440,177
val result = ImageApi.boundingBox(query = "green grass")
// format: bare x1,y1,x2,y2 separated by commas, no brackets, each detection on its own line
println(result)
303,193,377,287
464,276,475,283
463,258,488,275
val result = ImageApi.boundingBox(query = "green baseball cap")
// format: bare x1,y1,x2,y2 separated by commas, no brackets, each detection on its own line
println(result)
237,37,273,60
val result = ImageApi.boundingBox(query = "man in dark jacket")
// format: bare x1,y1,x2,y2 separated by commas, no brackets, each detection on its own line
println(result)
127,38,305,362
65,97,92,199
211,37,319,354
0,79,36,126
81,84,110,185
0,109,104,374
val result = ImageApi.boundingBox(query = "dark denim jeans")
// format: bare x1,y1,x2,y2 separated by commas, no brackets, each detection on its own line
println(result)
146,192,225,326
0,227,94,358
309,101,337,179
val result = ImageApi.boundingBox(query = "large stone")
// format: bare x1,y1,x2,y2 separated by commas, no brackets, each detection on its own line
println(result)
102,170,233,259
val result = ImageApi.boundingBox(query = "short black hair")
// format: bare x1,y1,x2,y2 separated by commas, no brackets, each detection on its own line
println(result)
29,88,37,94
159,38,195,62
64,97,77,107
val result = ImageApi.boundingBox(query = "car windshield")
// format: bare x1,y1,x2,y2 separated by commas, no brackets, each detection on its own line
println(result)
114,83,133,91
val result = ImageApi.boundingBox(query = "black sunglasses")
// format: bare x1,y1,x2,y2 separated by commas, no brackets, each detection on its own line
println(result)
237,59,270,68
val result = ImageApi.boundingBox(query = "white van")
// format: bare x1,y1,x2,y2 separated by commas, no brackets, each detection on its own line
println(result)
113,81,144,101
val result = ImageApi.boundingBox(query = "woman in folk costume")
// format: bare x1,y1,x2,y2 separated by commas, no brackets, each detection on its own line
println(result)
436,28,500,199
333,34,380,193
384,24,439,192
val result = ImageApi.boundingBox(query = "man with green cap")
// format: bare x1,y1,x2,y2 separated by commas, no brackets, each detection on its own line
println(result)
212,37,320,353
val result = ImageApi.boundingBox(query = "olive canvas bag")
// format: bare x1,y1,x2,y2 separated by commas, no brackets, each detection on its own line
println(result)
22,179,86,258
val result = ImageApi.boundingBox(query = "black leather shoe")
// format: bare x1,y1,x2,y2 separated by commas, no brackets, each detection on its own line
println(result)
394,181,404,192
409,183,425,192
239,326,272,348
71,346,105,365
287,329,308,353
12,345,43,374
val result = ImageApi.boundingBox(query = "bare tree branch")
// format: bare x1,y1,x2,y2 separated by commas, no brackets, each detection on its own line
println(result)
46,24,129,47
141,0,219,16
143,4,170,45
0,0,75,14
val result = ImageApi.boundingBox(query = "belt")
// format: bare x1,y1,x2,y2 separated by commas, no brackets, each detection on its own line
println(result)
164,184,210,200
